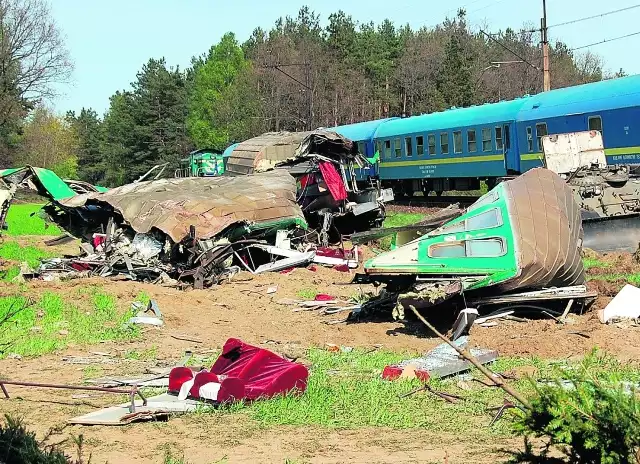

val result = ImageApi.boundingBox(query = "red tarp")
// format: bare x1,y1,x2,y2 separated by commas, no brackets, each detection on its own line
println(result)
168,338,308,403
318,161,348,202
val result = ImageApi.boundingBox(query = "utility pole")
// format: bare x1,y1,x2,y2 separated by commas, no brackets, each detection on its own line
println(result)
542,0,550,91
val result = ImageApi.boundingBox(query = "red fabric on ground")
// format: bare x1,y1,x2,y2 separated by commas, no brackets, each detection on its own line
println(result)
318,161,348,202
314,294,335,301
210,338,308,400
169,338,309,402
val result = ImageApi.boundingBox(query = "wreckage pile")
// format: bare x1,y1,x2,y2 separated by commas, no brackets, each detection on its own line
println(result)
0,131,388,288
355,168,597,333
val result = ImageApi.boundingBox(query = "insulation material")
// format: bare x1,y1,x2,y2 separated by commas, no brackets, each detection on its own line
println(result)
59,170,306,243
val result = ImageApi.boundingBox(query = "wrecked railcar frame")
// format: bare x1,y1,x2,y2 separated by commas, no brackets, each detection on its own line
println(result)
225,130,393,244
359,168,593,321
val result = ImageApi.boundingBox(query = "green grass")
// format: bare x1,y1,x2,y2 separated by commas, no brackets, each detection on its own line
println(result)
0,241,51,268
383,212,426,228
583,257,610,270
0,241,52,282
296,288,318,300
3,204,60,236
0,289,140,358
378,212,427,250
191,348,640,438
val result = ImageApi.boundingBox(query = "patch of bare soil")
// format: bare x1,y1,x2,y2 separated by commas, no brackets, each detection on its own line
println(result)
2,241,640,463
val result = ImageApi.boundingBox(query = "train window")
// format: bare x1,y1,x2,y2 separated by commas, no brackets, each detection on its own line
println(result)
535,123,548,151
405,137,413,157
428,238,506,258
495,127,503,150
394,138,402,158
375,141,383,157
440,132,449,155
453,131,462,154
526,127,533,152
357,142,366,155
504,126,511,149
432,208,502,236
589,115,603,134
429,242,466,258
466,238,505,258
384,140,392,158
482,128,492,152
416,136,424,156
428,135,436,155
467,130,477,152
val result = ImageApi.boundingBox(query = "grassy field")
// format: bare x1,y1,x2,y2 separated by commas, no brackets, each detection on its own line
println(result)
3,203,61,236
0,289,140,358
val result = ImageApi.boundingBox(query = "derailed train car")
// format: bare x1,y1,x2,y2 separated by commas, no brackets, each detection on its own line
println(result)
361,168,591,321
224,130,393,244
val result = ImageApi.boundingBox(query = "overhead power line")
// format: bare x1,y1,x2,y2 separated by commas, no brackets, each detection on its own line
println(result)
549,4,640,29
570,30,640,51
480,29,541,70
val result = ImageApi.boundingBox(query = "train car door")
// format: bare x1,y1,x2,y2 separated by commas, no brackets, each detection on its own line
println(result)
502,124,518,173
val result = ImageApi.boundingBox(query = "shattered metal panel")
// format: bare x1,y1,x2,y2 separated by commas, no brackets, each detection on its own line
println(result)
225,131,311,176
224,130,358,176
500,168,585,291
59,170,306,243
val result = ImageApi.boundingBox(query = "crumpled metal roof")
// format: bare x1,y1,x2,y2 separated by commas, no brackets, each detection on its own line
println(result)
499,167,584,291
59,170,306,243
225,130,358,176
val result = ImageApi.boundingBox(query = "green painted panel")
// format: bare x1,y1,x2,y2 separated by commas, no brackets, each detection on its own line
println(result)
31,167,77,200
365,183,520,290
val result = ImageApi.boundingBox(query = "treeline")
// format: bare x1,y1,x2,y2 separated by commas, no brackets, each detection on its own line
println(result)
8,7,626,186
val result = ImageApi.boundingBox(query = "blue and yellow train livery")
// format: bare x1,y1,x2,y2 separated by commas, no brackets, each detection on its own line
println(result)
329,73,640,195
515,75,640,172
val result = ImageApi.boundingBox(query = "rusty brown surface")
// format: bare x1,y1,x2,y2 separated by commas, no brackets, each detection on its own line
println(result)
59,170,305,243
224,130,356,176
500,167,585,291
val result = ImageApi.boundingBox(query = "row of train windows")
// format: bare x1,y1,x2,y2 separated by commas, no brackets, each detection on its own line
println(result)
525,116,603,152
380,127,505,158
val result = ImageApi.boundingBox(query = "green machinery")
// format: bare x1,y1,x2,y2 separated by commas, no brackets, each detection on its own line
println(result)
175,147,237,178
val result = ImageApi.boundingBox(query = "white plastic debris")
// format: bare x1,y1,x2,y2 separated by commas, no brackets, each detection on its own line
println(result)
600,284,640,323
131,233,163,261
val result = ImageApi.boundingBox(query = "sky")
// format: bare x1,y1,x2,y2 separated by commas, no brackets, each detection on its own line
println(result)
49,0,640,116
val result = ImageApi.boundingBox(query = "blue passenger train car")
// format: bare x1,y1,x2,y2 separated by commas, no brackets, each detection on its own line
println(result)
516,76,640,172
371,99,526,194
329,74,640,196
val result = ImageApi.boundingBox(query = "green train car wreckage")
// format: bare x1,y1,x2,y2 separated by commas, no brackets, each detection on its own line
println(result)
363,168,589,320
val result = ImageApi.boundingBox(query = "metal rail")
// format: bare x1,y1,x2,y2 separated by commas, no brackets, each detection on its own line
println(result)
391,195,480,208
0,379,148,413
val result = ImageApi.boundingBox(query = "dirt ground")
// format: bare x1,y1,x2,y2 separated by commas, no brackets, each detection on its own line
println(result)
1,243,639,463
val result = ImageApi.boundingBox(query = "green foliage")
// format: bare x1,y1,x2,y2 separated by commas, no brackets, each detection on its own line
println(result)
0,415,69,464
515,350,640,463
3,204,61,236
101,59,191,185
295,288,318,300
0,241,51,268
188,33,258,150
15,106,79,177
66,108,104,184
0,289,139,358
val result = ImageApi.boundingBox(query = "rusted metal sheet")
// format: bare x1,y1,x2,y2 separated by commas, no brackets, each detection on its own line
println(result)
499,168,585,292
224,130,357,176
226,131,312,176
59,170,305,243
